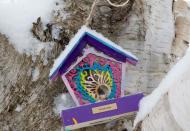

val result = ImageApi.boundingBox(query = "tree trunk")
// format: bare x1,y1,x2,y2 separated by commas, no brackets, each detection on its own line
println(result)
134,0,190,131
0,0,189,131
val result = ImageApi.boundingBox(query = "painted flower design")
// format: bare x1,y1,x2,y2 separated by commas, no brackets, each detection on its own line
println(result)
75,63,117,103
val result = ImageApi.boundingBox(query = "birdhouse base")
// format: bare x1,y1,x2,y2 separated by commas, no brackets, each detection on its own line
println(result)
61,93,144,130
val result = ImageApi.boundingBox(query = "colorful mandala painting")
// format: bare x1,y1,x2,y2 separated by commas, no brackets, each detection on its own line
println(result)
65,53,122,105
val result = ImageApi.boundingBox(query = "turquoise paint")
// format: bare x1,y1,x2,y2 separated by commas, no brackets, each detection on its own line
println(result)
75,62,117,103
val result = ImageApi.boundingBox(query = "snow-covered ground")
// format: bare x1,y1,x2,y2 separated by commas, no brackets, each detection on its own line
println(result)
0,0,63,57
134,46,190,130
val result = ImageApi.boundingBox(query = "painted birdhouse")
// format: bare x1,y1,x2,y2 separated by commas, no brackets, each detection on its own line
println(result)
49,26,138,106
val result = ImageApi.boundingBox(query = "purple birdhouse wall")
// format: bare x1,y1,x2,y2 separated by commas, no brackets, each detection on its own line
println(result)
49,26,138,106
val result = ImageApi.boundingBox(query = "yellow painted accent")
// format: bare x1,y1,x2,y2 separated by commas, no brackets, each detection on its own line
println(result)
72,118,78,125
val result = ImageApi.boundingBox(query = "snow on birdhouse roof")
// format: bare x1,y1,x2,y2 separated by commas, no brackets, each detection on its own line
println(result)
49,26,138,80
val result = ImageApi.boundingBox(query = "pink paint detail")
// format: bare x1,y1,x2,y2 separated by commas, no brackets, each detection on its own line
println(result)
61,76,80,106
65,53,123,105
64,73,84,105
86,53,96,66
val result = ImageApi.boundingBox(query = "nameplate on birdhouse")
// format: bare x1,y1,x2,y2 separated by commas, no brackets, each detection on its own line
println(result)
92,103,117,114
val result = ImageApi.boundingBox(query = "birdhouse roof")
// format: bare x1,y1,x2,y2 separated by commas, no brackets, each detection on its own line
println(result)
49,26,138,80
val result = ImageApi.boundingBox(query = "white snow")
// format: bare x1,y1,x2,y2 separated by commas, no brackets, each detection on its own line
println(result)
32,67,40,81
53,93,76,115
134,47,190,126
0,0,62,56
123,120,133,131
15,104,23,112
49,26,138,79
168,51,190,130
184,0,190,6
169,76,190,131
51,25,62,40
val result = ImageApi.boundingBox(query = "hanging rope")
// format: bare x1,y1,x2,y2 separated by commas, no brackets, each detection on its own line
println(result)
106,0,130,7
85,0,98,26
85,0,131,26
